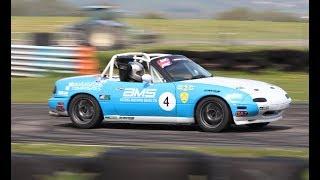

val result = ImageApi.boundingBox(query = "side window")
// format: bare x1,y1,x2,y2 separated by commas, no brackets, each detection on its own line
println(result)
150,66,165,83
113,63,120,78
116,58,149,83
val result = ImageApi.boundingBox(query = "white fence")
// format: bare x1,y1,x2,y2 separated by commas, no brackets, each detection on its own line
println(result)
11,45,98,77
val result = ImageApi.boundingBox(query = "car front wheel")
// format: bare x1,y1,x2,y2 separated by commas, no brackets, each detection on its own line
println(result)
68,94,103,128
195,97,232,132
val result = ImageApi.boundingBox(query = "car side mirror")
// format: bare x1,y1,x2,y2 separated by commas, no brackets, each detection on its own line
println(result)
142,74,152,83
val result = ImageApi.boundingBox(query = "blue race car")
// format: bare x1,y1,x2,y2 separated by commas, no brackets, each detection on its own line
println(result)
48,52,292,132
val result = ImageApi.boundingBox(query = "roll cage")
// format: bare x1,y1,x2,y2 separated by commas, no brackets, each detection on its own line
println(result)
100,52,170,82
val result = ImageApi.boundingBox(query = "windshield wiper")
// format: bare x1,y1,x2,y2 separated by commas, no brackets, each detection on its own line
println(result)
191,75,206,79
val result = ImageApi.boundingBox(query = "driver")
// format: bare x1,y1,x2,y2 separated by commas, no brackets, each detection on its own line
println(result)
128,61,145,82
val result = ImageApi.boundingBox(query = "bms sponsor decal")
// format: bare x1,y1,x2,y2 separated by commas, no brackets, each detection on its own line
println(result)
120,88,157,103
65,82,103,91
123,88,156,98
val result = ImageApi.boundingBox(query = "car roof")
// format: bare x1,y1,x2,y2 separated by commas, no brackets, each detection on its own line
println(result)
101,52,178,78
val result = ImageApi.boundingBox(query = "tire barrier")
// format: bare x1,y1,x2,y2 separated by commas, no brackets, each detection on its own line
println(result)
12,148,308,180
11,45,99,77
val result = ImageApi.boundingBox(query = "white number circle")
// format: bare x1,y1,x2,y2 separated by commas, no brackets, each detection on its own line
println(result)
158,92,176,111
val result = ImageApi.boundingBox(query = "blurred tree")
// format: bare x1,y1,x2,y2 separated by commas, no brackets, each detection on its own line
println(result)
12,0,78,16
217,7,255,21
216,7,304,22
142,12,167,19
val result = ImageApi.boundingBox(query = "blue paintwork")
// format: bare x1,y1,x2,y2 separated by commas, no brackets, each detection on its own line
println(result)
48,74,260,122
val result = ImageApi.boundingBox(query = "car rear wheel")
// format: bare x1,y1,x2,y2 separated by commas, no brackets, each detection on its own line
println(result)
68,94,103,128
246,122,269,129
195,97,232,132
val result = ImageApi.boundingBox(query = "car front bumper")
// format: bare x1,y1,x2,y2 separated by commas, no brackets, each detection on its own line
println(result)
233,101,291,125
48,97,69,117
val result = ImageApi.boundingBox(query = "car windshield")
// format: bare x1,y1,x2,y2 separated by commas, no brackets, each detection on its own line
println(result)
155,55,212,81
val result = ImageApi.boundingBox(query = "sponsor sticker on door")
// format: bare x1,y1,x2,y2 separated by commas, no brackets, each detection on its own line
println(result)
120,88,157,103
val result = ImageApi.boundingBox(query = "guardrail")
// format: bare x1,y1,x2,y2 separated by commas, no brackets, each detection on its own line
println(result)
11,45,99,77
12,148,308,180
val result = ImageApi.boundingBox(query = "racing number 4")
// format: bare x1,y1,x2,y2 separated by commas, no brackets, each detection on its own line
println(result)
163,96,169,107
159,92,176,111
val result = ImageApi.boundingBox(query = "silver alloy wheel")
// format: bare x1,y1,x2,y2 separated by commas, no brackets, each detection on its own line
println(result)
72,98,95,124
200,101,225,128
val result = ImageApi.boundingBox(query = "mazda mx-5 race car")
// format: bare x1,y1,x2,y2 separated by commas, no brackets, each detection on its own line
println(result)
48,52,292,132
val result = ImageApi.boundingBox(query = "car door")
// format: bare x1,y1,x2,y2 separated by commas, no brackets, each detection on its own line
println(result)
110,80,177,117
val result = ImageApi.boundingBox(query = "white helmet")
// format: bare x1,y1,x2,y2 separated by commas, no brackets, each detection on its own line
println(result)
128,61,144,82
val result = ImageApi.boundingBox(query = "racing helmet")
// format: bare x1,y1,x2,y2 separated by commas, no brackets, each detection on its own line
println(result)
128,61,145,82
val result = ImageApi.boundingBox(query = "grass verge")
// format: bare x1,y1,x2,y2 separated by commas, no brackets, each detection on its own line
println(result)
12,142,308,159
214,70,308,102
38,172,96,180
12,17,308,41
152,145,309,159
12,143,106,157
12,142,308,180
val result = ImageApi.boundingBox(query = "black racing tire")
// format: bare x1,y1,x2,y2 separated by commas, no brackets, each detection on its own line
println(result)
68,94,103,129
195,97,232,132
246,122,270,129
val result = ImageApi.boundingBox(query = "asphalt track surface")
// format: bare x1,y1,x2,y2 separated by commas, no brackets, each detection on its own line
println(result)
11,103,308,148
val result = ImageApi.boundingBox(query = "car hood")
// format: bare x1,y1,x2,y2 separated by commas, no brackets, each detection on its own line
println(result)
181,77,291,104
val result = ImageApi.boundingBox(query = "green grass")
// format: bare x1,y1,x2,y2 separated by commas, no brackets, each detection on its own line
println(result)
12,16,308,42
11,70,308,103
12,142,308,180
12,142,308,159
39,172,96,180
146,145,309,159
214,70,309,102
12,143,106,157
301,169,309,180
12,77,61,103
123,18,308,41
11,16,84,33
